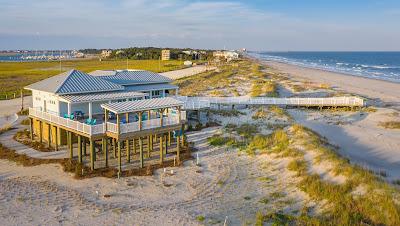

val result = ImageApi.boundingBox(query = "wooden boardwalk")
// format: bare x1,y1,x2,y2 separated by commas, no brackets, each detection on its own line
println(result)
176,96,364,110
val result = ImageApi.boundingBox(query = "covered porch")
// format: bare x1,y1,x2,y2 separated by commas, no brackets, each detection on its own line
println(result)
101,97,186,136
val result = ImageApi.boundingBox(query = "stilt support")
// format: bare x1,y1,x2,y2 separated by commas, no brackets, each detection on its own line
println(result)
103,138,108,167
68,132,73,159
139,137,144,168
29,118,33,141
90,139,95,170
118,141,122,173
78,135,82,163
159,134,163,164
126,139,130,163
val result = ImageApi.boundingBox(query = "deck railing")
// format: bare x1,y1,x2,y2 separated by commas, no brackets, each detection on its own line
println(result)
30,108,186,136
176,96,365,110
108,112,185,134
29,107,104,135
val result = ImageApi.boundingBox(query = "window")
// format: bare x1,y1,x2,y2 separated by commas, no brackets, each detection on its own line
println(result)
152,90,161,96
35,97,41,101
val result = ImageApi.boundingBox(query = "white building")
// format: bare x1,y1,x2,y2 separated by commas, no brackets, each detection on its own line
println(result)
26,69,179,119
213,51,239,61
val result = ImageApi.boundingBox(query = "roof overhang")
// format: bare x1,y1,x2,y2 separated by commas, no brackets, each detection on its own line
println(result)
101,97,183,114
59,91,147,104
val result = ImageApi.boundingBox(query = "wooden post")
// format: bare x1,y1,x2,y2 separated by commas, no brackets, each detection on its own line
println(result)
159,134,163,164
160,109,164,127
133,138,136,154
113,138,117,158
118,141,122,173
126,139,130,163
29,118,33,141
47,123,51,148
90,139,95,170
39,121,43,143
103,138,108,167
83,137,87,156
139,137,144,168
165,135,168,155
177,135,180,162
150,135,153,151
104,109,108,132
168,131,171,146
147,136,151,158
78,135,82,163
54,126,58,151
57,127,61,147
69,132,73,159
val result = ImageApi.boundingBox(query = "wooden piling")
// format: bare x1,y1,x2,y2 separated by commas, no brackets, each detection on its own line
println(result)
90,139,95,170
139,137,144,168
68,132,73,159
103,138,108,167
126,139,130,163
159,134,163,164
47,123,51,148
54,126,58,151
39,121,43,143
113,138,117,158
118,141,122,173
78,135,82,163
29,118,33,141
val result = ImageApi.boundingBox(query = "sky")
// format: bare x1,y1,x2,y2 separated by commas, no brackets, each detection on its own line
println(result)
0,0,400,51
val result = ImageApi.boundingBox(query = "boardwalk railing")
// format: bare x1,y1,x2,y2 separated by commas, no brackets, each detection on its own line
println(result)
29,108,104,135
175,96,364,110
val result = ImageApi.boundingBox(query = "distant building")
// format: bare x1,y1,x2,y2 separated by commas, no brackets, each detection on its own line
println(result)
161,49,170,61
213,51,239,61
101,50,112,58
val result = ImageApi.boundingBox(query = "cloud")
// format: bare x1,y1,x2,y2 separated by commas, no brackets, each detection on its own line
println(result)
0,0,399,50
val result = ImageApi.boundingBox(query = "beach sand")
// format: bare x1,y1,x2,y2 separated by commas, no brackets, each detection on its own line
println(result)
258,59,400,181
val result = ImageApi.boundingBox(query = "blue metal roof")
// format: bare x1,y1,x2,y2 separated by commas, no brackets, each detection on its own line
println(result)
25,70,124,95
94,70,172,85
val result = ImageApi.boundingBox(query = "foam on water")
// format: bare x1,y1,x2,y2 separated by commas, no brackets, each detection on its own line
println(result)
250,51,400,83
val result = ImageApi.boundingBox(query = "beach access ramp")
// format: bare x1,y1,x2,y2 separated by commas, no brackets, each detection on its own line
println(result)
175,96,364,110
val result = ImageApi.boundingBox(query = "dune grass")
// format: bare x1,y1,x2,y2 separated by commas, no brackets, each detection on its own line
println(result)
0,59,184,99
255,124,400,226
379,121,400,129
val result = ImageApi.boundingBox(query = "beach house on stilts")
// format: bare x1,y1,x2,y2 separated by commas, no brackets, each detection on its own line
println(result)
25,69,186,174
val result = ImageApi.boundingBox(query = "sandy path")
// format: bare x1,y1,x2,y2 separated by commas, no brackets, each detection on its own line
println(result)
0,96,32,117
0,126,307,225
262,61,400,108
161,65,216,80
0,116,68,159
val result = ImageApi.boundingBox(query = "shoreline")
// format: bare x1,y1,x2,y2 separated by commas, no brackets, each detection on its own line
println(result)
249,56,400,107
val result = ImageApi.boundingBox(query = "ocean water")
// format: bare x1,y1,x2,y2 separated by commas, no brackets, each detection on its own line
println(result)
250,51,400,83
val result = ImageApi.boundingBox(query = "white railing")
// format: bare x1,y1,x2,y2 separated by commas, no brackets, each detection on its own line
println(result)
30,108,186,136
29,108,104,135
176,96,365,110
106,112,184,134
106,122,118,133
